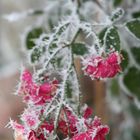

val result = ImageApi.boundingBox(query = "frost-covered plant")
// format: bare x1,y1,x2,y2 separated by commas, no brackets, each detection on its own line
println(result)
4,0,140,140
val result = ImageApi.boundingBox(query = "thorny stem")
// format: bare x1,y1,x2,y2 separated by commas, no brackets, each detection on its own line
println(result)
38,25,79,79
54,27,82,134
76,0,81,15
45,27,80,69
44,22,70,68
37,8,82,134
63,106,71,138
54,47,73,132
37,27,82,136
44,46,63,68
71,29,81,45
37,92,60,127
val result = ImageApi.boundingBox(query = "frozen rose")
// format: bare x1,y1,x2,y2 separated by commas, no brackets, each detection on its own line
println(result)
71,116,109,140
84,52,122,79
17,69,58,105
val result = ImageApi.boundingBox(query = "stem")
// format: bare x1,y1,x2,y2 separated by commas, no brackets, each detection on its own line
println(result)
39,27,82,135
44,27,80,69
37,92,60,127
71,29,81,45
63,106,71,138
44,46,63,68
54,48,73,132
81,23,101,53
76,0,81,15
38,27,81,133
77,0,81,7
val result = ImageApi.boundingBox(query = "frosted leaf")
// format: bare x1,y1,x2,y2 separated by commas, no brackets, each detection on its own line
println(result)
80,22,101,52
125,18,140,40
104,26,121,52
80,1,110,24
111,8,124,22
119,75,140,109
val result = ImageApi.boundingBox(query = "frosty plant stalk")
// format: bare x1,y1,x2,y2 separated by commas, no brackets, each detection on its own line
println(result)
5,0,140,140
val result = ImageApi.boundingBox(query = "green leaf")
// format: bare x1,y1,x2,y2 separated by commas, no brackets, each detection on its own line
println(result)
111,8,124,22
30,47,45,63
26,27,43,50
129,103,140,119
32,10,44,15
131,47,140,65
105,26,121,52
99,28,107,45
49,43,58,54
106,130,111,140
121,50,129,70
65,81,72,98
132,11,140,18
110,79,120,96
126,19,140,39
50,57,62,68
123,67,140,100
72,43,88,55
56,23,69,36
113,0,123,7
132,131,140,140
48,18,54,30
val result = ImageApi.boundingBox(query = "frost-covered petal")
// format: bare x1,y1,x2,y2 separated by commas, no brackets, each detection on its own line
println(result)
83,107,93,119
83,52,122,79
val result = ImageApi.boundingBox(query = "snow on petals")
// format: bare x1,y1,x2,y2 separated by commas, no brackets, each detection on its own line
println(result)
10,68,110,140
83,51,122,79
17,69,58,105
21,107,41,129
83,106,93,119
10,120,25,133
71,116,109,140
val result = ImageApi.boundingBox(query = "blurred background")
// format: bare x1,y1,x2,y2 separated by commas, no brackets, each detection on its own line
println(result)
0,0,140,140
0,1,46,139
